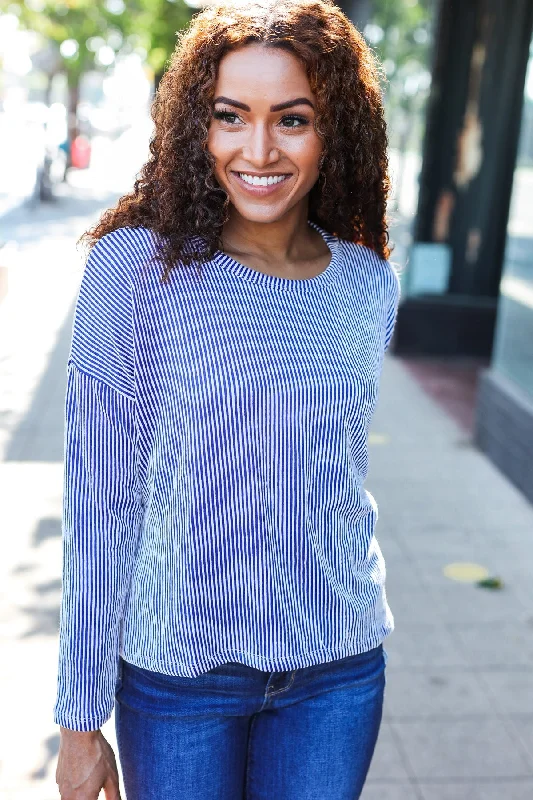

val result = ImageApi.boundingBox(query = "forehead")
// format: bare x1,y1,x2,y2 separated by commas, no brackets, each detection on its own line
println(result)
215,43,313,103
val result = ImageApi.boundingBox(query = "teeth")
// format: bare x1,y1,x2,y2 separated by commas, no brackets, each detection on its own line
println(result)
238,173,288,186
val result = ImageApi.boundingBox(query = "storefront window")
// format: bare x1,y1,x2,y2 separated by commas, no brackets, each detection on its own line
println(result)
492,37,533,400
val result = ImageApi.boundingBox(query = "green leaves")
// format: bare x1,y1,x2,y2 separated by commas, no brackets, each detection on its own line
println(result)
11,0,193,80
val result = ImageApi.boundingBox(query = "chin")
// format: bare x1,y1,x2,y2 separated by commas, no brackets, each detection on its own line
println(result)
230,202,292,224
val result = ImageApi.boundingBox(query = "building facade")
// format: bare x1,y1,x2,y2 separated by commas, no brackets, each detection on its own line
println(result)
381,0,533,504
475,33,533,502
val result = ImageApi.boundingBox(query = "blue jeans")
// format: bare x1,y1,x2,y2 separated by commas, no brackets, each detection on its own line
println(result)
114,643,387,799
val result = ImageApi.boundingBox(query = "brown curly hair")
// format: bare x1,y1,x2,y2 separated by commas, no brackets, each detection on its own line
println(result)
79,0,392,283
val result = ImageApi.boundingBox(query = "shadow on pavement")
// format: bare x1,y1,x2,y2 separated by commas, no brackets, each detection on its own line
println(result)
4,302,75,462
30,732,60,782
0,184,122,246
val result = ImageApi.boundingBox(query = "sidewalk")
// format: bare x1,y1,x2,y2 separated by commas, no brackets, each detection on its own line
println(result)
1,191,533,799
362,355,533,798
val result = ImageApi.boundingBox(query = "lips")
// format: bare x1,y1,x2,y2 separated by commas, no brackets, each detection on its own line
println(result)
230,171,293,195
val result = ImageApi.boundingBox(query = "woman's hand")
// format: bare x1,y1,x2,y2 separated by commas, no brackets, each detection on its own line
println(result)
56,727,121,799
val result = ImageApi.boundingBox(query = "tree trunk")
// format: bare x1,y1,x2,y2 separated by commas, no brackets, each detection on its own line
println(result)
44,72,54,107
66,74,80,171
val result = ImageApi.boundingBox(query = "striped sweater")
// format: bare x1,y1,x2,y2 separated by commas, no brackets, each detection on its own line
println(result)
53,221,401,731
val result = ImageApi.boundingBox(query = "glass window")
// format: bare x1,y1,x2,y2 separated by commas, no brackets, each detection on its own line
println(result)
492,38,533,400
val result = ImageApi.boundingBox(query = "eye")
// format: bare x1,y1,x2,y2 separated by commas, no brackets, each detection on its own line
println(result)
212,109,241,124
213,109,311,129
279,115,310,129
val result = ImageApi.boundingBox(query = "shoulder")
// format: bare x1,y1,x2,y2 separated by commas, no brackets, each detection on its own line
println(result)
338,238,401,301
71,229,150,394
76,227,160,327
84,226,160,282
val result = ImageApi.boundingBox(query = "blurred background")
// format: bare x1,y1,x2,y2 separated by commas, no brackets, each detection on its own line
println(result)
1,1,533,798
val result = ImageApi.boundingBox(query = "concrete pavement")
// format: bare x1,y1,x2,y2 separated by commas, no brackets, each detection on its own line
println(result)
363,355,533,798
1,184,533,799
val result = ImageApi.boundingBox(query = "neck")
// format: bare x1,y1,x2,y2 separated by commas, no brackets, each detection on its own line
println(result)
221,203,313,262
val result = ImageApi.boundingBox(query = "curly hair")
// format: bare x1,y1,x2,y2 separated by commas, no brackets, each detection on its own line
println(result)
79,0,393,283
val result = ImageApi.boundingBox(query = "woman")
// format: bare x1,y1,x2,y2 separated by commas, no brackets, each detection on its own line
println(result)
54,1,401,798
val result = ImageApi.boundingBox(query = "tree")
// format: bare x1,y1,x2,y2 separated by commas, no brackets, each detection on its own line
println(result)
364,0,434,112
10,0,192,164
361,0,437,211
120,0,192,90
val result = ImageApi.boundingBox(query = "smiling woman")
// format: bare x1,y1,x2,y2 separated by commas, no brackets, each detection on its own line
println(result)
76,0,392,283
53,2,401,799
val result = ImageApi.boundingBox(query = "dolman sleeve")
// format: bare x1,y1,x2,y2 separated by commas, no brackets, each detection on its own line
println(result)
384,263,401,353
53,230,144,731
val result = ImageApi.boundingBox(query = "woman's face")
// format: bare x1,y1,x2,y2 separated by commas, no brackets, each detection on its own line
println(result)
207,43,323,224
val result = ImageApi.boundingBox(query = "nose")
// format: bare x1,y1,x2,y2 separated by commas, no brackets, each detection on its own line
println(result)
241,122,280,167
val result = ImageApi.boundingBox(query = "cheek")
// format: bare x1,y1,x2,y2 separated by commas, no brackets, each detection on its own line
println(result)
293,135,323,178
206,128,227,165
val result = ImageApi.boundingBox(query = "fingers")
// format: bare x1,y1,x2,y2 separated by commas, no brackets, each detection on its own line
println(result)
55,730,121,800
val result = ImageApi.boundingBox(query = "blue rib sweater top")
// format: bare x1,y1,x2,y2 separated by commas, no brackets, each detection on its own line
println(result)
53,221,401,731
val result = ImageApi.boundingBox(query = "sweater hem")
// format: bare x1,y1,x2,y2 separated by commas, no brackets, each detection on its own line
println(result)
120,619,394,679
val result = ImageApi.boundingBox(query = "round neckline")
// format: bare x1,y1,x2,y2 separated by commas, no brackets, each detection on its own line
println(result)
213,220,341,291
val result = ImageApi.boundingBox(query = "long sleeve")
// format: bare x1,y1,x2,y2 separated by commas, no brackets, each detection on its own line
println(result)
384,263,401,353
53,231,144,731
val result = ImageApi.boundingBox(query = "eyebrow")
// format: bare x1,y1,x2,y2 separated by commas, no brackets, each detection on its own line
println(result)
213,96,315,112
